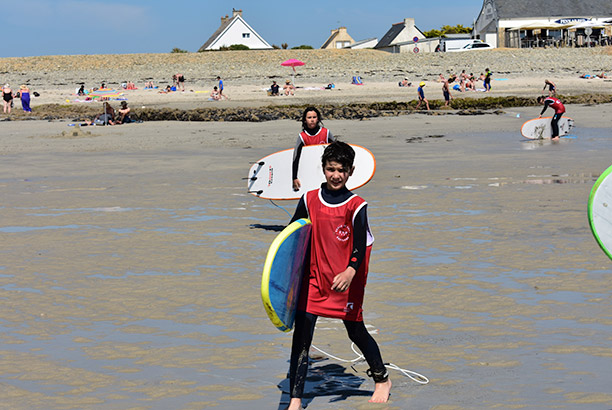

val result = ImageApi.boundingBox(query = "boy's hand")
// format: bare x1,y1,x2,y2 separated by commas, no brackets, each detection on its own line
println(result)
293,178,301,191
332,267,356,292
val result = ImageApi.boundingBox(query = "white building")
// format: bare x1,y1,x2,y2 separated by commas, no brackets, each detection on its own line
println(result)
344,38,378,49
374,18,427,53
474,0,612,48
198,9,272,51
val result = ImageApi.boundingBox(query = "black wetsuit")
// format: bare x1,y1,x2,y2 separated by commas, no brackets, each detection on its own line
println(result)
287,184,387,399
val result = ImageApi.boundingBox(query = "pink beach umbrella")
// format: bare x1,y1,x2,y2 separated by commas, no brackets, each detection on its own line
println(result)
281,59,305,85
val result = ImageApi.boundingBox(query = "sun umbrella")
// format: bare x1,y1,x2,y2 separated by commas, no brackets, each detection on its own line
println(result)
88,89,124,125
281,59,305,85
89,88,124,100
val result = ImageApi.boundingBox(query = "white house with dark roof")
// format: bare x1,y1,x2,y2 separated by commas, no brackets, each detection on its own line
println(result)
474,0,612,48
374,18,426,53
198,9,272,51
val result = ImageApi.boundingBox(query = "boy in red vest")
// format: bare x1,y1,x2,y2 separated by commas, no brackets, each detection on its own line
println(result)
537,96,566,141
286,141,391,409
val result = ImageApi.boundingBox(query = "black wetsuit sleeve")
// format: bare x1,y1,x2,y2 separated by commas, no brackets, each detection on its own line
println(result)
540,100,551,116
292,136,304,181
289,196,308,224
348,205,368,271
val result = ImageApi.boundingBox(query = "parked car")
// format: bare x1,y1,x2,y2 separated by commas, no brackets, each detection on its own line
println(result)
447,42,493,52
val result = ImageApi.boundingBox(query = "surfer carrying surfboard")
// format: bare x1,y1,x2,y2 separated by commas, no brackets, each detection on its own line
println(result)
537,96,566,141
292,107,335,191
285,141,391,409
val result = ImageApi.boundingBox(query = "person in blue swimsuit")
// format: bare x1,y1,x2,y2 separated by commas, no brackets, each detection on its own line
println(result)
416,81,430,111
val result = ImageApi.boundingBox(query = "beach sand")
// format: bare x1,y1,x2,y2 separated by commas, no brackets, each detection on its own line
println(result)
1,100,612,409
1,48,612,117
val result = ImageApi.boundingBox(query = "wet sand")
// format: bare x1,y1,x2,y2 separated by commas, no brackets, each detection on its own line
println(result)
1,104,612,409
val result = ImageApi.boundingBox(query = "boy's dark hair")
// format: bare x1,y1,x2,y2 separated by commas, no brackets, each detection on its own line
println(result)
322,141,355,169
301,106,323,130
537,96,544,103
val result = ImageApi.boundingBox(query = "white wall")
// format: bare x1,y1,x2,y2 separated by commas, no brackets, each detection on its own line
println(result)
484,33,498,47
209,18,271,49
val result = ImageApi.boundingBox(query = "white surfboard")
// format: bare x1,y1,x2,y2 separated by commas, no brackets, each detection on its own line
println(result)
247,144,376,200
521,117,574,139
588,164,612,261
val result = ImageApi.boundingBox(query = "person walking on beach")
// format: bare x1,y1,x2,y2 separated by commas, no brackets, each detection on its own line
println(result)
483,68,492,92
292,106,335,191
416,81,430,111
286,141,391,410
2,84,13,114
543,79,556,96
216,76,229,100
441,76,453,107
19,85,32,112
174,73,185,91
537,95,566,141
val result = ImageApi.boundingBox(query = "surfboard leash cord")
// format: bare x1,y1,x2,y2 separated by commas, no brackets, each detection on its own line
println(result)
269,199,292,218
310,342,429,385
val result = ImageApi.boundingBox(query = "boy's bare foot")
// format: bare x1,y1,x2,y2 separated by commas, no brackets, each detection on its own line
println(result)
369,379,392,403
551,136,560,141
286,397,302,410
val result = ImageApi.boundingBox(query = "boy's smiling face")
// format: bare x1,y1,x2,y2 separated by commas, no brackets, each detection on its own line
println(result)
323,160,354,191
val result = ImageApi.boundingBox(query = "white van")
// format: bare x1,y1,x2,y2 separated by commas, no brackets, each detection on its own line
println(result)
442,39,486,52
447,41,493,52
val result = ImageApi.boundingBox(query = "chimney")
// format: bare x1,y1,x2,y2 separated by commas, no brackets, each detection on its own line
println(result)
232,8,243,17
221,14,229,24
404,18,415,28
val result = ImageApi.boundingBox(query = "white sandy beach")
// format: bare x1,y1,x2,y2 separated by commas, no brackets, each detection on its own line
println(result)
1,100,612,409
1,48,612,116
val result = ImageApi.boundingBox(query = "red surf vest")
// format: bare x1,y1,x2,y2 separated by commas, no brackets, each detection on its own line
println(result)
545,97,565,114
299,127,330,146
298,188,374,321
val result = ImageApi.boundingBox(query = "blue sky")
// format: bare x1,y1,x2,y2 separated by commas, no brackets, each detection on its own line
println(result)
3,0,484,57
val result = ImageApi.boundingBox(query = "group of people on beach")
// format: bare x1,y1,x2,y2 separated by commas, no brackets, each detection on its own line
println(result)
2,83,35,114
415,68,493,110
268,79,296,96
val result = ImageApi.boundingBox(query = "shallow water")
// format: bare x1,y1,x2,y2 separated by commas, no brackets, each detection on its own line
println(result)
1,118,612,409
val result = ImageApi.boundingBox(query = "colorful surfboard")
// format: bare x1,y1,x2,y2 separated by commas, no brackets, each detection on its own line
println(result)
247,144,376,200
261,218,311,332
588,164,612,261
521,117,574,139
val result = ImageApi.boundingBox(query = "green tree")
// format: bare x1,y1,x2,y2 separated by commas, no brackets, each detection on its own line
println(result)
171,47,188,53
423,29,444,38
291,45,313,49
423,24,473,38
440,24,472,34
